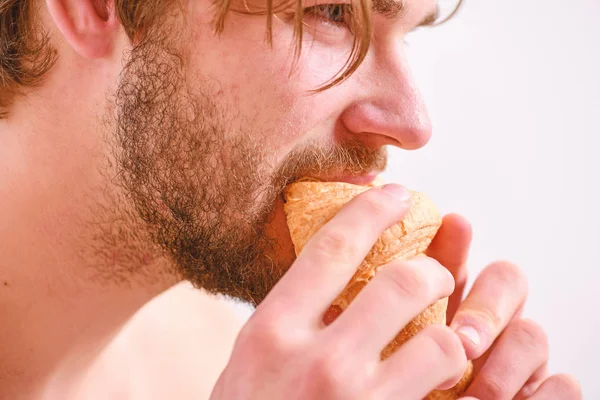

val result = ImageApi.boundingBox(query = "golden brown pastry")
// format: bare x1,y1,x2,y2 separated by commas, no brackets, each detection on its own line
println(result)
283,178,472,400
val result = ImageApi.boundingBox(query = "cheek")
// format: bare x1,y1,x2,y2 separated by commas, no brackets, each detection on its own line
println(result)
184,10,348,161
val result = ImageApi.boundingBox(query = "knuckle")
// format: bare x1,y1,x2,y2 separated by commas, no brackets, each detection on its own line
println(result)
425,325,467,370
422,257,455,295
311,354,340,383
313,229,356,264
475,307,505,332
475,376,510,399
509,319,549,356
308,353,362,399
486,260,529,295
382,262,429,301
361,189,393,217
235,316,294,358
382,258,453,304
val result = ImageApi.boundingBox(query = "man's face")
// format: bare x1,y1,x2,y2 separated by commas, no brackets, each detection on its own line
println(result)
105,0,435,305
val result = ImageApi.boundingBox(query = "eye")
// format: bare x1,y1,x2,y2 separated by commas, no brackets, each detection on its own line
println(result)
304,4,352,28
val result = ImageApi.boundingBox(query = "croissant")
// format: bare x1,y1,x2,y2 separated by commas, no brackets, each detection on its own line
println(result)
283,178,473,400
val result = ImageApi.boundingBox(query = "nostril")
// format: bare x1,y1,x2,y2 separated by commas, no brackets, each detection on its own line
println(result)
348,131,403,149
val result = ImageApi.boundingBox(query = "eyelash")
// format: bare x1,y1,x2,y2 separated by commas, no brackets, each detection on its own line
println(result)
304,4,353,29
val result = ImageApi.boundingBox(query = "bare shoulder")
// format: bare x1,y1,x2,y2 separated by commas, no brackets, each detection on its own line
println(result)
96,282,253,400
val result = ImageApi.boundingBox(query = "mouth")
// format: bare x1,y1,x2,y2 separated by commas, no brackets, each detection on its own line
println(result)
306,172,382,186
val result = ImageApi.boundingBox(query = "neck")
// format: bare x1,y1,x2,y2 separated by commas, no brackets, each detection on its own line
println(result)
0,101,178,399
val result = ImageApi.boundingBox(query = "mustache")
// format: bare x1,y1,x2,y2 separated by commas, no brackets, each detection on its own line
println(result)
271,138,388,191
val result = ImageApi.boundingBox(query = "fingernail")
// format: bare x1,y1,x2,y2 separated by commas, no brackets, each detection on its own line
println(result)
381,184,411,203
456,325,481,347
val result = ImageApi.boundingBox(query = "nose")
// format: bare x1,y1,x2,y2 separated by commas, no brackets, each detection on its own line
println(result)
340,48,432,150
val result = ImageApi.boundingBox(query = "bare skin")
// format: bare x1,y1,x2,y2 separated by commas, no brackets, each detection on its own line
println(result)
60,283,248,400
0,0,581,398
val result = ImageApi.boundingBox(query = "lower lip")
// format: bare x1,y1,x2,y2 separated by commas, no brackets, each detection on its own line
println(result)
330,174,378,185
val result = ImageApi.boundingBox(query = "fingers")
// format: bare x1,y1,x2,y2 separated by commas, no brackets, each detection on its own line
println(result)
465,319,548,400
449,261,528,359
371,325,467,399
529,374,582,399
261,184,412,327
321,256,454,359
425,213,473,321
514,364,550,400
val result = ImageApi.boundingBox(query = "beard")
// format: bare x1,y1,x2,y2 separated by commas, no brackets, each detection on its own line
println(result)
108,36,387,307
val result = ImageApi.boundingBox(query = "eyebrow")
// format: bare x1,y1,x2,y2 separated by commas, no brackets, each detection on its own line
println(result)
371,0,441,27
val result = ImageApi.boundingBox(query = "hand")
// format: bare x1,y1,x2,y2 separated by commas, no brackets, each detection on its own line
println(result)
210,185,467,399
426,214,582,399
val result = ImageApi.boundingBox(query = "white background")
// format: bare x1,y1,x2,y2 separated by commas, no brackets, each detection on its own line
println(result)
393,0,599,396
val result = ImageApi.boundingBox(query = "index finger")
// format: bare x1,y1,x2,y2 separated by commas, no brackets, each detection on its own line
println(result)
260,184,412,328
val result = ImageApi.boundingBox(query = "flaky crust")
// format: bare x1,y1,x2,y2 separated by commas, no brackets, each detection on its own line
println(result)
283,180,472,399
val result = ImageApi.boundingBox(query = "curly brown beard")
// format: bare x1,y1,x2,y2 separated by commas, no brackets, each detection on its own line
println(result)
108,36,387,306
